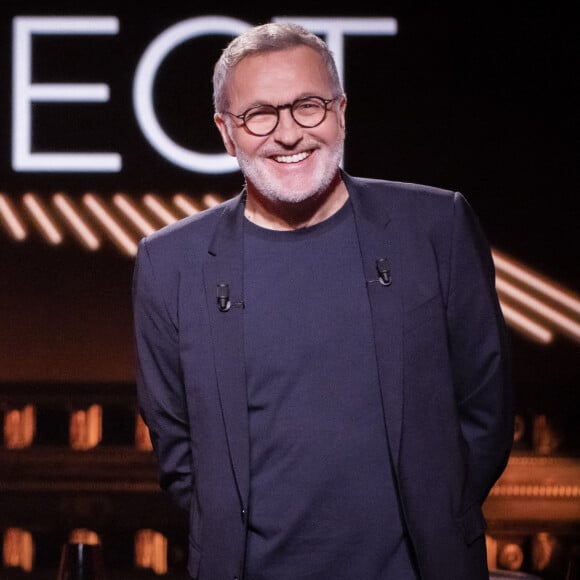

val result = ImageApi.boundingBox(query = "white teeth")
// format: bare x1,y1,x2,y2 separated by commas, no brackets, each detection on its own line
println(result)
274,151,309,163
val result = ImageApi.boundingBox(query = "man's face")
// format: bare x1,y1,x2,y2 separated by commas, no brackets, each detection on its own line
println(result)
214,46,346,204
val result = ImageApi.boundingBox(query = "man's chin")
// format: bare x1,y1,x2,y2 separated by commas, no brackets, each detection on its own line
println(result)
262,188,320,205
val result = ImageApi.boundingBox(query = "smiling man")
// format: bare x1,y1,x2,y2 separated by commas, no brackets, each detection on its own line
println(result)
133,22,513,580
214,41,348,227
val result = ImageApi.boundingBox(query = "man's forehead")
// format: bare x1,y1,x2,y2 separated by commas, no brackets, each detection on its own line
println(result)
228,47,332,102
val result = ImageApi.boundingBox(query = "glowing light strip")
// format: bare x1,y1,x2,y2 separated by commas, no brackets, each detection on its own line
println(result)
53,194,100,250
22,193,62,244
493,250,580,315
143,194,179,225
496,278,580,342
83,194,138,256
173,194,200,216
0,194,27,240
113,194,157,236
202,193,221,208
1,192,579,348
490,484,580,498
499,303,553,344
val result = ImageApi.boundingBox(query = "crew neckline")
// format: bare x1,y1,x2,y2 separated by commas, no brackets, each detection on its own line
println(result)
244,197,352,240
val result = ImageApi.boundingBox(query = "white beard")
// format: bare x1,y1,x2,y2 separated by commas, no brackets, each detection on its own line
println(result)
234,139,344,204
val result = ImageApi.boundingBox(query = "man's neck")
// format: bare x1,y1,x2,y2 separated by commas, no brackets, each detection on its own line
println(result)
244,176,349,231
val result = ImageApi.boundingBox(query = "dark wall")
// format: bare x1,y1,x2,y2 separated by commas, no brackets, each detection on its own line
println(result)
0,2,578,387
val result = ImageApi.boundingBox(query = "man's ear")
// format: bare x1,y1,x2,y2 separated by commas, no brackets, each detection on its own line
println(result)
214,113,237,156
337,94,347,129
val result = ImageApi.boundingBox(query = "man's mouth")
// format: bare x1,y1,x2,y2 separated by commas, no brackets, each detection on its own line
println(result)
273,151,311,164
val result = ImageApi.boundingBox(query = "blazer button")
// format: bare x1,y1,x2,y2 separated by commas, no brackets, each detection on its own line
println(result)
241,508,247,524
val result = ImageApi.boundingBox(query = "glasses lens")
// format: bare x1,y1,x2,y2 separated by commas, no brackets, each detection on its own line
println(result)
244,105,278,136
292,97,327,128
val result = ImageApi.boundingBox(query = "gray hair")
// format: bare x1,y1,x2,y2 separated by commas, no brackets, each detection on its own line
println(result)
212,22,343,113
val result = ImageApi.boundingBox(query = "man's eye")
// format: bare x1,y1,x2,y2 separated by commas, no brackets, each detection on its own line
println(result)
246,107,276,120
295,100,323,113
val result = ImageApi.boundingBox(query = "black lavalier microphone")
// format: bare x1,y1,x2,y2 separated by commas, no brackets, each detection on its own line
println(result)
376,257,392,286
216,283,231,312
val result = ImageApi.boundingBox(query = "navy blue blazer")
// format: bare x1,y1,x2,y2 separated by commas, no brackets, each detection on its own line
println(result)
133,172,513,580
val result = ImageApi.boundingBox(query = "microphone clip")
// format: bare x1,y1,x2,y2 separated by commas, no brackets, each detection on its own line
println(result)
376,257,392,286
216,283,231,312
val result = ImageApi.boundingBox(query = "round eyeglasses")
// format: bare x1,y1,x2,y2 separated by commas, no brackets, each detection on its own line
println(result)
225,96,337,137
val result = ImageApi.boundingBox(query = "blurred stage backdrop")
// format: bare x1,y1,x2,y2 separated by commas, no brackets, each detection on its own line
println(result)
1,2,578,578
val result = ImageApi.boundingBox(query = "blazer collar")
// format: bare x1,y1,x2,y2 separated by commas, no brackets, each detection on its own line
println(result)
203,191,250,507
344,172,403,467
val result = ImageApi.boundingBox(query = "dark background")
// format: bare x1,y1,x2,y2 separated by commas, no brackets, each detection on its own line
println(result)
0,1,578,423
1,2,577,284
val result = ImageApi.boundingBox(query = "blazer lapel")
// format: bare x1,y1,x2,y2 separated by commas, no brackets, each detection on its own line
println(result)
347,176,404,469
202,194,250,506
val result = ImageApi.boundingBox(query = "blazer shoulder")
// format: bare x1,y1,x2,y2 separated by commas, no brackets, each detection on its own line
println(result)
138,194,240,261
347,173,456,205
344,172,463,229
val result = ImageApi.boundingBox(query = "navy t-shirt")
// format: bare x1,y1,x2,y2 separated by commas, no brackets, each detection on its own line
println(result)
243,200,417,580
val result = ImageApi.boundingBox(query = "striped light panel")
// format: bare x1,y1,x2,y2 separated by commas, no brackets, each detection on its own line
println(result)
1,191,579,347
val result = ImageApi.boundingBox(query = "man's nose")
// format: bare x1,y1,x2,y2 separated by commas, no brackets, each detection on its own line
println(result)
273,108,302,142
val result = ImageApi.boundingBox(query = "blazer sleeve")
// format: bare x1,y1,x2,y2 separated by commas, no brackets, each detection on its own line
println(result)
132,237,192,512
446,192,514,504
